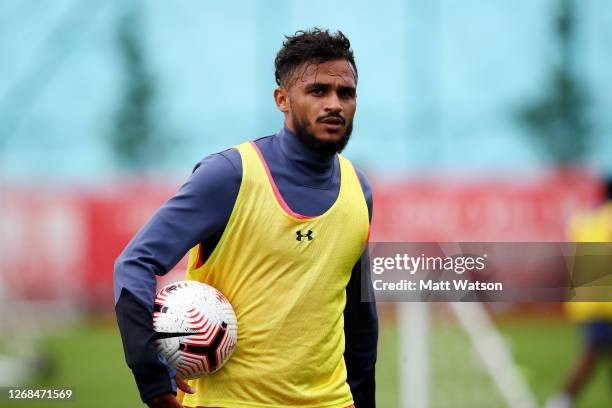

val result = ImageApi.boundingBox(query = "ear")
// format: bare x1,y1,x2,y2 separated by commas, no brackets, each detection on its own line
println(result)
273,87,290,113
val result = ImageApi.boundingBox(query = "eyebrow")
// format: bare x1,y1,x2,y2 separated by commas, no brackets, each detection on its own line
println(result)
305,83,356,93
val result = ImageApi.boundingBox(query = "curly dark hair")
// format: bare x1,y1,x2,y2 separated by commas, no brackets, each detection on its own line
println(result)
274,28,357,87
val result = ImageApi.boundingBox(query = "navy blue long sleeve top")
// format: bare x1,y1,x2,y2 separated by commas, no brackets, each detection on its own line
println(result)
114,127,378,407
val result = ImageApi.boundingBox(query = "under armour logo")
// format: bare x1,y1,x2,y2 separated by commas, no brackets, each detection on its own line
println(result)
296,230,313,241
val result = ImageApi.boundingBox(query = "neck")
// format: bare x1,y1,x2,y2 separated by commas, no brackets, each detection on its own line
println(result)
278,127,335,170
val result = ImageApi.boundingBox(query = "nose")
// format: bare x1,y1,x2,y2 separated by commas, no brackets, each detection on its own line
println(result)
324,93,342,113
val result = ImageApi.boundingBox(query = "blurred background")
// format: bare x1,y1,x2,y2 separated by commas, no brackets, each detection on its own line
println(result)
1,0,611,407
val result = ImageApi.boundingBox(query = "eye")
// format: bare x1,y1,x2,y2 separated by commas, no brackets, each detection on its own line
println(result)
310,88,324,96
338,89,355,99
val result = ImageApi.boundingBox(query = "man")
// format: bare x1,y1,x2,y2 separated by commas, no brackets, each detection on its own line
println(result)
545,180,612,408
114,28,378,408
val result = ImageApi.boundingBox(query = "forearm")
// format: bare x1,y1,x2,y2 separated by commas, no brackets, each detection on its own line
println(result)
116,288,177,402
344,252,379,408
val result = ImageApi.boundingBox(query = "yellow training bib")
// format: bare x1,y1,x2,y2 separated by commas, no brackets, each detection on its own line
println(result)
565,203,612,321
182,141,369,408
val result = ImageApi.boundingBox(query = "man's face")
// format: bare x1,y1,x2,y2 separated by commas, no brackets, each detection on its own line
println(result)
276,59,357,154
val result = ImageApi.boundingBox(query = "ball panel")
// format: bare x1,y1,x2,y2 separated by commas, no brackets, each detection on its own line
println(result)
152,280,238,379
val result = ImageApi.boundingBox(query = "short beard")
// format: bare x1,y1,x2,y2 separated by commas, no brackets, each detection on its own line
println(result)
292,113,353,156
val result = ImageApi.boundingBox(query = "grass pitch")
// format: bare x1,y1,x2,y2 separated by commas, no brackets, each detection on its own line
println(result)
8,317,610,408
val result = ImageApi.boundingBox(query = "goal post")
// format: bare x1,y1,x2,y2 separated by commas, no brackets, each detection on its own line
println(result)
398,302,538,408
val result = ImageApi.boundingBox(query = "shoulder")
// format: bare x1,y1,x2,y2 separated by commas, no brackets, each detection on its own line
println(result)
192,148,241,174
251,135,276,153
195,136,275,172
190,135,276,180
351,164,373,221
353,167,371,194
186,148,242,197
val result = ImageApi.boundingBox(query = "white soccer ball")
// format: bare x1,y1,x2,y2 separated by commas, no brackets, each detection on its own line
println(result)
153,281,238,379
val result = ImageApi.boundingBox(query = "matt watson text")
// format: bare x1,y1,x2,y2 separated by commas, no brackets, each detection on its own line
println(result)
373,279,503,291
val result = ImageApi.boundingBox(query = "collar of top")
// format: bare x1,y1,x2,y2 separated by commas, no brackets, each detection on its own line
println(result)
277,126,336,171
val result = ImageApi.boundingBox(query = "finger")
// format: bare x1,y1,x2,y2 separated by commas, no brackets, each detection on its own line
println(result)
175,377,195,394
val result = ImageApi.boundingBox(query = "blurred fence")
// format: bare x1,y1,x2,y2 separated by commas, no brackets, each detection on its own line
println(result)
0,169,604,309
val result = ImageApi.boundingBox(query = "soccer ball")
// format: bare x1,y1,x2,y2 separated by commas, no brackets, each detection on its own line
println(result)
153,281,238,379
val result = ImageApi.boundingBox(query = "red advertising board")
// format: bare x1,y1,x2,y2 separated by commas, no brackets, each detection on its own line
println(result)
0,170,605,308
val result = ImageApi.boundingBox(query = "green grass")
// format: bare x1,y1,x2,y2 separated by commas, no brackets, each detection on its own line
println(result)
376,319,611,408
502,321,610,408
18,322,141,408
5,318,611,407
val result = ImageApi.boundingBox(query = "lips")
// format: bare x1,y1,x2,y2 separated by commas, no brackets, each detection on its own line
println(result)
320,117,344,125
319,116,345,130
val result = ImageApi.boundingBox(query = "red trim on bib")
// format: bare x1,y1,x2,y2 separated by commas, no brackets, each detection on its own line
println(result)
194,243,204,269
249,141,314,220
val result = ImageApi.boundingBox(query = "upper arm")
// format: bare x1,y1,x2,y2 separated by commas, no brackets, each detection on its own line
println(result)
113,149,242,306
